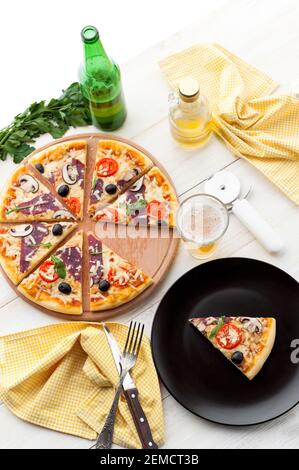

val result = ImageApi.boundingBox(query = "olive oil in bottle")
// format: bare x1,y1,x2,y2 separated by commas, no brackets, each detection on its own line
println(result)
79,26,127,131
169,77,212,149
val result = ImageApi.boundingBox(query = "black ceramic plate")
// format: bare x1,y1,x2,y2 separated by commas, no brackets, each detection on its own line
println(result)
151,258,299,425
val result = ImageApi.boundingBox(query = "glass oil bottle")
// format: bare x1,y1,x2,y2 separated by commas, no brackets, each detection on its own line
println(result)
168,77,212,149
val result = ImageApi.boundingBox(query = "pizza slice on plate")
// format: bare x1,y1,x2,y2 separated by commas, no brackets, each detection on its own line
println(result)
0,166,75,222
189,316,276,380
0,221,76,284
18,230,83,314
28,140,87,219
88,139,153,216
94,166,178,227
88,232,153,311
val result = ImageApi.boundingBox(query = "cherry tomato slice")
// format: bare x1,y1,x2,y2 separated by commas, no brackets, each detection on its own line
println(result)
64,197,81,215
39,260,59,283
216,323,242,350
108,267,129,288
96,158,119,177
95,208,119,223
146,200,166,220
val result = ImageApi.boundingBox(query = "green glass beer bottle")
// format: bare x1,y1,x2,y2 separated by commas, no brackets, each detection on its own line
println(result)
79,26,127,131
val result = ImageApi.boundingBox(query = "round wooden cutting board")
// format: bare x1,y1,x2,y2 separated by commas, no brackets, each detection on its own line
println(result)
0,133,179,321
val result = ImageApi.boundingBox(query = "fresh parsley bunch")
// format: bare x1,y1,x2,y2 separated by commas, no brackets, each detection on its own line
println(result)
0,82,91,163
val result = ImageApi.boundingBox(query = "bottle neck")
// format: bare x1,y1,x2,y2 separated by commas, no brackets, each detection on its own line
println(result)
83,37,111,65
180,96,201,113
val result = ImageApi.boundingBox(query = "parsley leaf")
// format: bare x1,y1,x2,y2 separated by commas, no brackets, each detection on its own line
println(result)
30,242,53,249
0,83,91,163
51,255,66,279
90,250,107,256
209,316,225,339
6,204,33,215
124,198,148,216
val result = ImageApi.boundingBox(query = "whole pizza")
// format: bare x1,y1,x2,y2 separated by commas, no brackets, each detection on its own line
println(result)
0,137,178,316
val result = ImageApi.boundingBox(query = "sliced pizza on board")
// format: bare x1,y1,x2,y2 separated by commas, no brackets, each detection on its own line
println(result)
0,166,75,222
94,166,178,227
88,139,153,216
28,140,87,219
189,316,276,380
0,221,76,284
18,230,83,315
88,232,153,311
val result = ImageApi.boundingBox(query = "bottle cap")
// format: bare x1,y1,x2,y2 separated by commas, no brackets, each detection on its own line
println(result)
178,77,200,102
81,26,99,43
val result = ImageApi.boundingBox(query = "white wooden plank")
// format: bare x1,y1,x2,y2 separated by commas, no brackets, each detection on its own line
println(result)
134,119,237,195
0,406,90,449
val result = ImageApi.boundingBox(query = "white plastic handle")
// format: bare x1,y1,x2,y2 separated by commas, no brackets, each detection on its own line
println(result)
232,199,283,254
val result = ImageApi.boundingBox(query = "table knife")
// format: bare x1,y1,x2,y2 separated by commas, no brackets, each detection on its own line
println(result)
103,324,158,449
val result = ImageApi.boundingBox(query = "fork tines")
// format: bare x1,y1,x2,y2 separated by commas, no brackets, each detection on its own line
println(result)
124,321,144,358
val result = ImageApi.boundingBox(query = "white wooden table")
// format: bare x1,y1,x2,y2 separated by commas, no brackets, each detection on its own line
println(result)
1,0,299,449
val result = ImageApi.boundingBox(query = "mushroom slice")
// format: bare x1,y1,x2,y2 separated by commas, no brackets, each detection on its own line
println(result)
197,321,206,332
240,317,263,334
9,224,33,237
123,168,140,182
130,176,144,192
62,163,79,185
19,174,39,193
53,209,75,220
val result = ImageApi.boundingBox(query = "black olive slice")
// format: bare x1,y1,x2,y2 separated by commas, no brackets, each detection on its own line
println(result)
52,224,63,236
105,184,117,195
99,280,110,292
231,351,244,365
35,163,45,174
58,184,70,197
58,282,72,295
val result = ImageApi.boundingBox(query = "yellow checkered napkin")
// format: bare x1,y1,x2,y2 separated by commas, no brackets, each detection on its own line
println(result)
0,322,164,448
160,43,299,204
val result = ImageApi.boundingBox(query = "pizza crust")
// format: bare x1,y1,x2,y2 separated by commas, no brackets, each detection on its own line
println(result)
90,276,153,311
29,141,87,165
18,283,82,315
245,318,276,380
142,166,178,227
98,139,153,174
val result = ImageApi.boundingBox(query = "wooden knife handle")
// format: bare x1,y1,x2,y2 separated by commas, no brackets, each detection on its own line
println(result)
124,388,158,449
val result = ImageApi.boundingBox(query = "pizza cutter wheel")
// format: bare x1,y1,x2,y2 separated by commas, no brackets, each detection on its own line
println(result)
204,171,283,254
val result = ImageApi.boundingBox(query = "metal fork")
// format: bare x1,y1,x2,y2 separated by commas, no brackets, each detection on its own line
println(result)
92,321,144,449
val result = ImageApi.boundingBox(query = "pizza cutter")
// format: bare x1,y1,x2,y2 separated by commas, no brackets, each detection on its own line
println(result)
204,171,283,253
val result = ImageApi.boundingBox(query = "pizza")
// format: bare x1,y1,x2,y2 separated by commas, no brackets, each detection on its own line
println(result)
94,166,178,227
189,316,276,380
28,140,87,219
0,166,74,222
0,137,178,316
88,139,153,216
0,221,76,284
88,232,153,310
18,231,83,315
